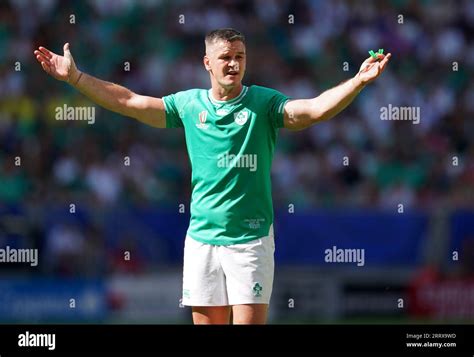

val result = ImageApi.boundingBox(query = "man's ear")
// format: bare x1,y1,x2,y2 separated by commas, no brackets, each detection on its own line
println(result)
203,55,211,72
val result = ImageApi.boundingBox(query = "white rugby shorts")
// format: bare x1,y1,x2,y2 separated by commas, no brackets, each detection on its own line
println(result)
182,225,275,306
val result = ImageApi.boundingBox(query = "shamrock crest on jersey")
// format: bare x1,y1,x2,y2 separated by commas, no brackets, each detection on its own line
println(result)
234,110,249,125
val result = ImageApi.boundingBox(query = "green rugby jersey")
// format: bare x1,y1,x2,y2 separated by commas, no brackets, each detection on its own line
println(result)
162,85,289,245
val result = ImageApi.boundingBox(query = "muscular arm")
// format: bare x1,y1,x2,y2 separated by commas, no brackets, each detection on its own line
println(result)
72,72,166,128
284,53,391,131
34,43,166,128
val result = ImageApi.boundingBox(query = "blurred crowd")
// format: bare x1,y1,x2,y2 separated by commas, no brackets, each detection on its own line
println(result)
0,0,473,274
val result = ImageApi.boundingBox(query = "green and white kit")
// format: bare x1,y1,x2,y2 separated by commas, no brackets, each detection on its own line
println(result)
163,85,289,245
163,85,288,306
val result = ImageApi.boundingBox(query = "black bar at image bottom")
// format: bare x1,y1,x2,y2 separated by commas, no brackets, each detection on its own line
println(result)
0,324,472,355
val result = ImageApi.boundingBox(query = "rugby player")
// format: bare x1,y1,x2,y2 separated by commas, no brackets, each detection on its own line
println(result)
34,28,390,324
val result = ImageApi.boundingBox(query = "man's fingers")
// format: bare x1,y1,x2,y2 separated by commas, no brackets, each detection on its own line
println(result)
38,46,53,58
361,53,384,72
364,53,386,65
359,52,390,82
40,61,51,74
33,52,46,64
34,51,51,65
379,53,391,71
365,53,383,64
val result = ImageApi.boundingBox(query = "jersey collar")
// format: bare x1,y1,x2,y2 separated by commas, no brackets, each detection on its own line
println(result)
208,85,248,106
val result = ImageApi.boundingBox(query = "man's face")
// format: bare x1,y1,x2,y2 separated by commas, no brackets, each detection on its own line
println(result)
204,40,246,88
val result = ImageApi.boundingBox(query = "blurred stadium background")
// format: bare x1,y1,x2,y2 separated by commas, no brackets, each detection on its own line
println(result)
0,0,473,324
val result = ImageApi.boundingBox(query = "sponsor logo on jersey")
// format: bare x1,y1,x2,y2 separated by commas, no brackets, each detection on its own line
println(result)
216,108,230,116
244,218,264,229
196,110,209,129
234,110,249,125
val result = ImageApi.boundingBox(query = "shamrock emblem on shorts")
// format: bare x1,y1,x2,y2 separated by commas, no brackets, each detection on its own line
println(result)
252,283,263,297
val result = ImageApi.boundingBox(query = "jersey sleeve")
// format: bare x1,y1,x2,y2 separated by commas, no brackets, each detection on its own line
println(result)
267,88,290,129
162,93,184,128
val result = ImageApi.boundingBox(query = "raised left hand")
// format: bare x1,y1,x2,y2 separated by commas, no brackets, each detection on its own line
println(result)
356,52,391,85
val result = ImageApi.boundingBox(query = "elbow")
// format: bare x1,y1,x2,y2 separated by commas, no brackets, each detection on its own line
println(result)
123,92,138,109
124,92,142,118
285,100,329,130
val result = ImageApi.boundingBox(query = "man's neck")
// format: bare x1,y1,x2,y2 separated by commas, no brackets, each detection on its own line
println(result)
210,83,243,102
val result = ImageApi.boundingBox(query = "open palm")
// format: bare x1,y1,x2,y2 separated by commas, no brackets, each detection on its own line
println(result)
357,53,391,85
33,43,78,82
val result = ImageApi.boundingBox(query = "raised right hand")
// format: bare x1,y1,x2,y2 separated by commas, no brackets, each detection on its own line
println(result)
34,43,80,84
